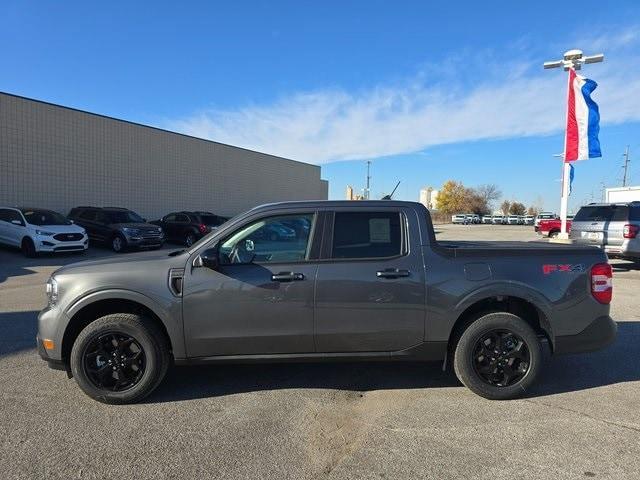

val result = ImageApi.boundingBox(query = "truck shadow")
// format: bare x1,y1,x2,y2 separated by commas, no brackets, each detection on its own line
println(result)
0,311,38,357
149,321,640,403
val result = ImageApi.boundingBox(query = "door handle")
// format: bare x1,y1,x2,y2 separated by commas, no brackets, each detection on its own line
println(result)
376,268,411,279
271,272,305,282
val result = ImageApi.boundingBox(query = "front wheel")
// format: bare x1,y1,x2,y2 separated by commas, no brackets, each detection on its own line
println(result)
184,232,196,247
70,313,171,404
111,234,126,253
21,237,38,258
453,312,542,400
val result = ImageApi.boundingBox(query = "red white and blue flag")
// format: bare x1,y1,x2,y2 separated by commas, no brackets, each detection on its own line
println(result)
565,68,601,162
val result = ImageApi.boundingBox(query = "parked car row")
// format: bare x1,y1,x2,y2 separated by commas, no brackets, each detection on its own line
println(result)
453,214,534,225
0,205,229,257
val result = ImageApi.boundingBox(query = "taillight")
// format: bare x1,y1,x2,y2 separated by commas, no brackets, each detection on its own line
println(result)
590,263,612,304
198,223,207,234
623,224,639,239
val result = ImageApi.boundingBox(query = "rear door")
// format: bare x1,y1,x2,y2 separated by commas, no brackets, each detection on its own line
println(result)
161,213,179,241
76,209,99,241
314,207,425,352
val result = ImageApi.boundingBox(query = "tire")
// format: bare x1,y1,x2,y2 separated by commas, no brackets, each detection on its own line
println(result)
549,231,559,238
453,312,542,400
184,232,196,247
111,234,126,253
21,237,38,258
70,313,171,404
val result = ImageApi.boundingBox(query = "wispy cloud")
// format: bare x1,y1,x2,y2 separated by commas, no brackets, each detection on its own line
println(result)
169,29,640,164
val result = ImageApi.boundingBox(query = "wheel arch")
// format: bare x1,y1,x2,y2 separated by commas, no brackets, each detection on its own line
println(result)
446,287,554,365
61,291,180,373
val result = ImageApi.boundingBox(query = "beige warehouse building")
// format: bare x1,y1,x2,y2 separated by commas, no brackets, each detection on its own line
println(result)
0,92,328,220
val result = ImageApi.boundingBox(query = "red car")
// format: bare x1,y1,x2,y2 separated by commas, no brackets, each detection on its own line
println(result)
538,218,572,238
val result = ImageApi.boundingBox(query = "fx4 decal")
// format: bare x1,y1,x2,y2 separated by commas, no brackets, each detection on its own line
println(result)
543,264,585,275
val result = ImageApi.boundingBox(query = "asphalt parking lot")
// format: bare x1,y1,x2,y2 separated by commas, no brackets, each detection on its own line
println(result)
1,225,639,479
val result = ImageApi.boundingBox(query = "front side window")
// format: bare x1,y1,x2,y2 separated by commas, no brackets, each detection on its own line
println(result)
331,212,402,259
107,210,144,224
219,214,314,265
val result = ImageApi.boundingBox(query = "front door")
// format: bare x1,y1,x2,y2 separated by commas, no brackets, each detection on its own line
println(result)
182,212,318,357
314,209,425,352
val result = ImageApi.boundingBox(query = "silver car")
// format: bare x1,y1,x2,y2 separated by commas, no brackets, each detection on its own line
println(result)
569,202,640,260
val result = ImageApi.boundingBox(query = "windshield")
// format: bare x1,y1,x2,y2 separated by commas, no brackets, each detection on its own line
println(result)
22,209,71,226
106,210,145,224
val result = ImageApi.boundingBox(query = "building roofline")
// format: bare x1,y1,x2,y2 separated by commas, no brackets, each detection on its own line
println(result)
0,90,320,171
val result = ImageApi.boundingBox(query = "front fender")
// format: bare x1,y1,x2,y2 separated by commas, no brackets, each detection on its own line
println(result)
65,289,186,359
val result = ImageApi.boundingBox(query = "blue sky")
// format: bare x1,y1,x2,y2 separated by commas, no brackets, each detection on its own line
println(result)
2,1,640,212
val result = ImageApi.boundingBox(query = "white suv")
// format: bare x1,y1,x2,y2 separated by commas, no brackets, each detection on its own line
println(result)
0,207,88,257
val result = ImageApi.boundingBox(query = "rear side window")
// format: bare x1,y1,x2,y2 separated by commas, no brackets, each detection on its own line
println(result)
79,210,96,221
573,206,628,222
331,212,402,259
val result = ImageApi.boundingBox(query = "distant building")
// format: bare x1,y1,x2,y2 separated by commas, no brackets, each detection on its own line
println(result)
346,185,354,200
346,185,365,200
605,186,640,203
419,187,438,209
0,92,328,219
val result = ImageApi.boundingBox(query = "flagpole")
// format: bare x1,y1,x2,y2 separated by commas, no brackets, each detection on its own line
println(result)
543,49,604,241
559,69,572,239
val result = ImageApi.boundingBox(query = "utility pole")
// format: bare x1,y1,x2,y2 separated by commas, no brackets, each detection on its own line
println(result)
544,49,604,239
622,145,630,187
365,161,371,200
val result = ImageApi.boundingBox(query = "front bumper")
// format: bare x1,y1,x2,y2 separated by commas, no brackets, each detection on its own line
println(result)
36,236,88,253
554,315,617,354
125,235,164,248
36,333,66,371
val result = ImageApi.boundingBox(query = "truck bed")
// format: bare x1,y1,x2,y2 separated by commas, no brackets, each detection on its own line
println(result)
435,240,602,257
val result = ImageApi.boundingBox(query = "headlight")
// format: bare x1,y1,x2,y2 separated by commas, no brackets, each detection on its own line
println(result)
122,227,141,236
46,277,58,307
36,230,55,236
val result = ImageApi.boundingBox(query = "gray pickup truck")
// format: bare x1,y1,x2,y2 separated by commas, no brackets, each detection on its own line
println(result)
37,201,616,404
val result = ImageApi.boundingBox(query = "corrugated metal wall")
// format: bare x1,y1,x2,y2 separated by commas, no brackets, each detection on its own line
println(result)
0,92,328,220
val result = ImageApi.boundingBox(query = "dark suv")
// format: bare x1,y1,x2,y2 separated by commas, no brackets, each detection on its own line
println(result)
569,202,640,260
68,206,164,252
152,211,229,246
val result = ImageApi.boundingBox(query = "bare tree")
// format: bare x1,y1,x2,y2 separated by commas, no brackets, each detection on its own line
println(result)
476,184,501,210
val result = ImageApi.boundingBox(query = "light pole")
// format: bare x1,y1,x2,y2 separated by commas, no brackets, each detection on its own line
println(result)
544,49,604,239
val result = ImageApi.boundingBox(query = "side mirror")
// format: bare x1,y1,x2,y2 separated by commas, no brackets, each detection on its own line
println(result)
199,247,220,270
69,219,74,224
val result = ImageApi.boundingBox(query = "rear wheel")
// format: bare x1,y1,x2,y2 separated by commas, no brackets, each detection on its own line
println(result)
21,237,38,258
70,313,171,404
453,312,542,400
549,231,559,238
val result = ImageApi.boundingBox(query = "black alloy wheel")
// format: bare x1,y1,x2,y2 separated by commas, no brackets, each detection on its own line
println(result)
82,332,146,392
185,232,196,247
472,330,530,387
453,312,542,400
112,234,126,253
